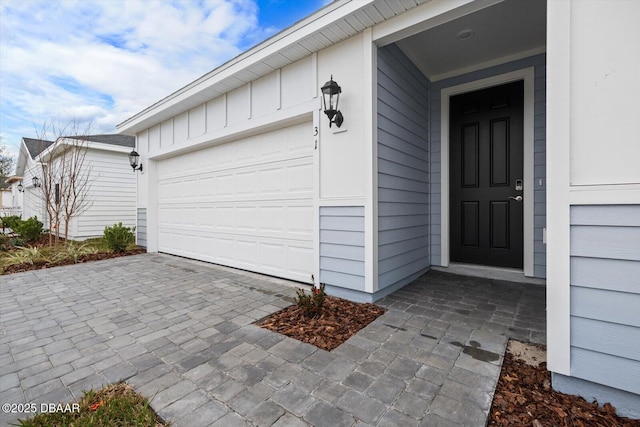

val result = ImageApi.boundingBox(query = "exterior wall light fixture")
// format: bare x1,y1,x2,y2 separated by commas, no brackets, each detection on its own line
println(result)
129,150,143,172
321,75,344,128
32,177,41,188
17,182,24,192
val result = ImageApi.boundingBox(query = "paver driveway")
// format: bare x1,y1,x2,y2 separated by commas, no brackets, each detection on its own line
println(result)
1,253,545,426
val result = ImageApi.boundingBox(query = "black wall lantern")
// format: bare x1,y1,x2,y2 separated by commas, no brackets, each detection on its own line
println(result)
32,176,41,188
17,182,24,192
321,75,343,128
128,150,143,172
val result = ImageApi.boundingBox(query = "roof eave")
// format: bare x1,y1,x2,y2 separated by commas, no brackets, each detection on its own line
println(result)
116,0,374,135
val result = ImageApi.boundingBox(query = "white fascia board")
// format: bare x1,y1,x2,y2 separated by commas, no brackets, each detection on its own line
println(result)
117,0,374,135
15,140,32,176
372,0,503,46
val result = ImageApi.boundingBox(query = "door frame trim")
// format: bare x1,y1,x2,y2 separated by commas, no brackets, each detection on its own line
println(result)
440,67,535,277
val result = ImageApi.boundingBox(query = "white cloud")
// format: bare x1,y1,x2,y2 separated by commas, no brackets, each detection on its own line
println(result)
0,0,292,157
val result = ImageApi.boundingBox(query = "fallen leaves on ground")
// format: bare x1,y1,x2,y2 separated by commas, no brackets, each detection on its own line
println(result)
489,342,640,427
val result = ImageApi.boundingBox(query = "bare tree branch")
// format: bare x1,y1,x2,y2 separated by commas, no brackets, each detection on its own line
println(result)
33,120,94,246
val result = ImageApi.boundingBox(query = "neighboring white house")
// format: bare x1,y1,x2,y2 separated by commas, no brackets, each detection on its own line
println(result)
117,0,640,417
2,176,23,217
15,134,137,240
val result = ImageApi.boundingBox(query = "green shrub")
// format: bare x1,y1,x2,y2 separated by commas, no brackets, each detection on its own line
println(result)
103,223,136,253
295,283,327,318
14,216,44,243
2,215,22,230
0,234,9,251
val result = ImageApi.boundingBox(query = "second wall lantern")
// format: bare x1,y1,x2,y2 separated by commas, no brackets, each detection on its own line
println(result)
129,150,143,172
321,75,344,128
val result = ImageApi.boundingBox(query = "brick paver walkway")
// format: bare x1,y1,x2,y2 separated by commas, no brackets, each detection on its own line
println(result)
1,253,545,426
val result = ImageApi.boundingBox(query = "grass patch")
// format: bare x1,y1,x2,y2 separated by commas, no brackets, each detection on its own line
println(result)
15,383,168,427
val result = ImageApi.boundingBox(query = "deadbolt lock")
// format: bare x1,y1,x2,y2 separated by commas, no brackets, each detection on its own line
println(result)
515,179,523,191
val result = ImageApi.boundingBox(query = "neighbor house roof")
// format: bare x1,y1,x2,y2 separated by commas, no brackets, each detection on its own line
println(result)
74,134,135,148
23,138,54,159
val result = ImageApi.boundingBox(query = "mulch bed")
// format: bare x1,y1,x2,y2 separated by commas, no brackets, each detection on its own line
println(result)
489,344,640,427
256,294,386,351
2,248,146,275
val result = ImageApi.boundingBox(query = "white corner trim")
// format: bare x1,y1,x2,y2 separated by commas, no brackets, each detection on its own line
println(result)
545,0,571,376
440,67,536,278
313,109,321,287
363,28,377,294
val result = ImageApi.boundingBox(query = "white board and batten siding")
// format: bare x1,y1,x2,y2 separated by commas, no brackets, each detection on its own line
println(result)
568,205,640,397
157,122,314,284
377,44,430,294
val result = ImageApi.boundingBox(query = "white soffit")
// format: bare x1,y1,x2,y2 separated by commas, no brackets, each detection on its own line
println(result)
395,0,546,81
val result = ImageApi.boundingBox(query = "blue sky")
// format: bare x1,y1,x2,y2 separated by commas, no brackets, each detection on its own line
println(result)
0,0,329,164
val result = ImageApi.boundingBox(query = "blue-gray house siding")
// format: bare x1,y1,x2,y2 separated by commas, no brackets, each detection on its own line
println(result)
319,206,365,300
377,44,430,297
553,204,640,418
137,207,147,247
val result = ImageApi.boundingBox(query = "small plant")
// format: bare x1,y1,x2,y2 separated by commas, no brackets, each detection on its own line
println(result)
54,242,99,264
103,222,136,253
3,246,51,266
14,216,44,243
0,234,10,252
9,237,25,247
296,283,327,318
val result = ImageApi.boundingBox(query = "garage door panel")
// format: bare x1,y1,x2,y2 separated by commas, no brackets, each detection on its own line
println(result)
260,242,285,269
288,244,314,275
288,164,314,193
288,205,314,237
158,121,314,283
236,207,258,232
260,167,286,195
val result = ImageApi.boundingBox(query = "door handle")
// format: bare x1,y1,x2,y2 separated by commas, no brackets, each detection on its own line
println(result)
509,195,523,202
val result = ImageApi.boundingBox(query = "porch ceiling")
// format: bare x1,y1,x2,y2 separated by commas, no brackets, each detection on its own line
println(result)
396,0,546,81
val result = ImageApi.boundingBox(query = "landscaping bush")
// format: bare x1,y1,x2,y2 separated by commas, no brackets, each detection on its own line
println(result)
14,216,44,243
2,215,22,231
0,234,9,251
295,283,327,318
103,223,136,253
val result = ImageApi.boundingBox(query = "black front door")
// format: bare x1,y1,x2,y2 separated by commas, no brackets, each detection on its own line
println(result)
449,81,524,269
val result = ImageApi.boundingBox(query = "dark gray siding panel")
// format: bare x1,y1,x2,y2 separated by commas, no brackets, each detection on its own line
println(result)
137,208,147,247
430,54,547,277
570,204,640,396
377,44,430,291
320,206,365,291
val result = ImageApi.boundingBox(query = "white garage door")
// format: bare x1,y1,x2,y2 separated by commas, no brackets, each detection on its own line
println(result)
157,121,314,283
